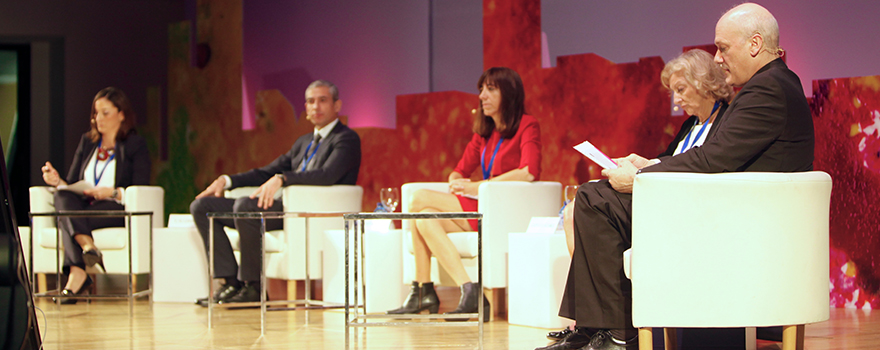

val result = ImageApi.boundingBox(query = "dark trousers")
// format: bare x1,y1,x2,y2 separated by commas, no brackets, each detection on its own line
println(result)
53,191,124,272
189,196,282,282
559,179,634,329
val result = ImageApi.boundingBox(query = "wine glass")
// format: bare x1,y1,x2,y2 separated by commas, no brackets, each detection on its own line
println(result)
564,185,578,205
379,187,400,213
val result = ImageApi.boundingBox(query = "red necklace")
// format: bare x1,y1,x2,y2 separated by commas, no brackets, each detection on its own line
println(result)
97,147,114,161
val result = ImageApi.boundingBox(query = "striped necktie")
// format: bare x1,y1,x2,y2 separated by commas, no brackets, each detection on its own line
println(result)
299,134,322,172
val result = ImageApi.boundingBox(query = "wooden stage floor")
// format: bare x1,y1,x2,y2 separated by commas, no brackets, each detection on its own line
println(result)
31,299,879,349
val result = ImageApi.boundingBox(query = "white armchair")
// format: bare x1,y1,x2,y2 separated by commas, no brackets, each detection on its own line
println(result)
28,186,164,278
625,172,832,350
401,181,562,289
222,185,363,292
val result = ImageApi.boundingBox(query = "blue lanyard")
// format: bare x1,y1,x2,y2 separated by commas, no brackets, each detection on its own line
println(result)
93,140,115,186
300,136,321,171
480,137,503,180
679,101,721,154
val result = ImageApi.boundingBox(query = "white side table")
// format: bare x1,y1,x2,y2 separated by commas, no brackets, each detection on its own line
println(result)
323,227,405,313
508,232,570,329
152,214,209,303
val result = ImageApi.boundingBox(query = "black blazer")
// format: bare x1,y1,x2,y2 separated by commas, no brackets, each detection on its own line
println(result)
229,121,361,188
644,59,814,173
65,132,152,187
657,103,729,158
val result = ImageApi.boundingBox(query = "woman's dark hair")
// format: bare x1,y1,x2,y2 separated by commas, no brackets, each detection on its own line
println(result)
88,87,137,143
474,67,525,139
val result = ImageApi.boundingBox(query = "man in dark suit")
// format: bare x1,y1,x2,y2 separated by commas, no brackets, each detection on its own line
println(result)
543,3,814,350
191,80,361,306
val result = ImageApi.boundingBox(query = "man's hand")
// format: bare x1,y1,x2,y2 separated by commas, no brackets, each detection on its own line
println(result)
251,175,283,209
601,159,638,193
196,176,227,199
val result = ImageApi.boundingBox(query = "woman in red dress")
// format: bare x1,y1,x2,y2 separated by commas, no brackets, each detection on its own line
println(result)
387,67,542,321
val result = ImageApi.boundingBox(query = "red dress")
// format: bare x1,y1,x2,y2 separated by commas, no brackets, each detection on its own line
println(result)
452,114,542,230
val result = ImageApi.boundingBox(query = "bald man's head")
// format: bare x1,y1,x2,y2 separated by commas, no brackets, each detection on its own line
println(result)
714,3,782,86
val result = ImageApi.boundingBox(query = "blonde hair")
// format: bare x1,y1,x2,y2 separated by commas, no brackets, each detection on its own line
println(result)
661,49,733,103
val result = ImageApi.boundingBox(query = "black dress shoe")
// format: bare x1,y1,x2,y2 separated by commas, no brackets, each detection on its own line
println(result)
535,327,595,350
581,330,638,350
196,283,241,307
83,248,106,272
221,283,261,304
53,275,93,305
387,281,440,314
547,327,573,341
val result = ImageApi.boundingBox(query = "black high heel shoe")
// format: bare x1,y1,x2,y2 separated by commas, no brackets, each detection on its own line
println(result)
83,248,106,272
445,282,490,322
387,281,440,314
54,275,93,305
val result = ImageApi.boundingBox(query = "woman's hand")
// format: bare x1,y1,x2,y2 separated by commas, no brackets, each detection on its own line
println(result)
83,187,117,201
601,159,638,193
617,153,651,169
449,178,479,197
449,178,469,195
41,161,64,187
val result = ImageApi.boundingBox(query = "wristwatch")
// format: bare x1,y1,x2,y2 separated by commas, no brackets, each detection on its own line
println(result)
111,188,119,199
274,173,286,182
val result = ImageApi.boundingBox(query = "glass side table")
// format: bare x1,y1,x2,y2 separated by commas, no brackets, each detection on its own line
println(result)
206,211,350,336
343,212,484,350
28,210,154,315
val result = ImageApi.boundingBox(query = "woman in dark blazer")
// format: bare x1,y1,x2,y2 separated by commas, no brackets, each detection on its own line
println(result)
40,87,151,303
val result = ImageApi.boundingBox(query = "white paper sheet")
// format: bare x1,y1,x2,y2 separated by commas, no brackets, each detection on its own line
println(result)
573,140,618,169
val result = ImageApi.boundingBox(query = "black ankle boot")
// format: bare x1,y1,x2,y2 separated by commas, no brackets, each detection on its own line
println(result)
387,281,440,314
445,282,490,322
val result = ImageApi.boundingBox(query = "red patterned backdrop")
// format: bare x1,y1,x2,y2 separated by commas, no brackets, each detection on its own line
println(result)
165,0,879,308
813,76,880,308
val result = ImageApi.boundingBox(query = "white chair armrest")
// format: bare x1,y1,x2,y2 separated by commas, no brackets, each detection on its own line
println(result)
29,186,55,213
124,186,165,229
123,186,165,273
478,181,561,288
29,186,57,233
477,181,562,231
281,185,363,212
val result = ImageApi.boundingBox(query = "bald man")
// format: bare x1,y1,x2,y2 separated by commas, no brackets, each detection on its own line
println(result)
541,3,813,350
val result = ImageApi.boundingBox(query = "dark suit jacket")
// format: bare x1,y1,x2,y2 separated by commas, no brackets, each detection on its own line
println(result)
229,121,361,188
66,132,152,187
657,103,729,158
643,58,813,173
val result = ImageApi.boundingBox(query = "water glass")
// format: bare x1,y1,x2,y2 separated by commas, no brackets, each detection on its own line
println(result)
379,187,400,212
